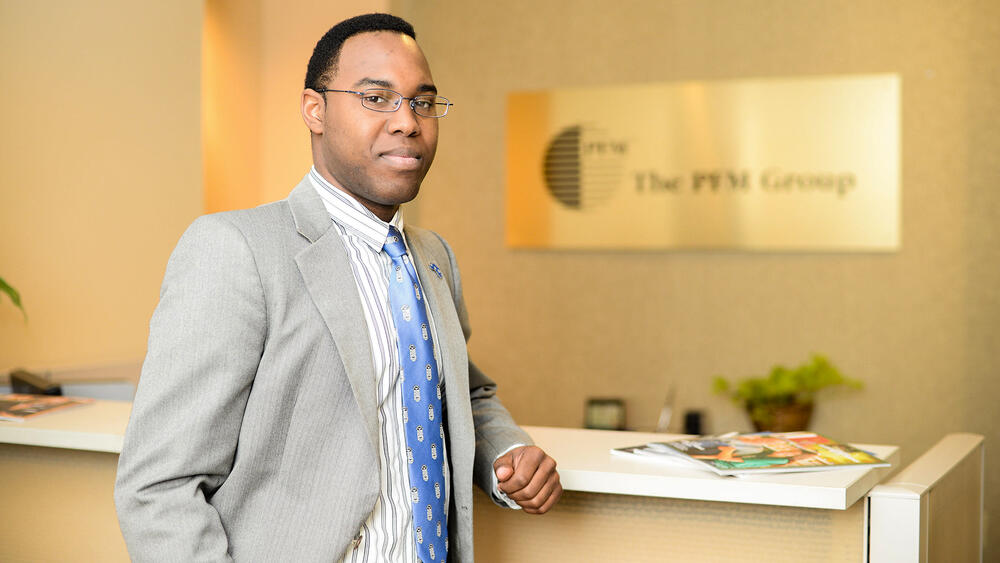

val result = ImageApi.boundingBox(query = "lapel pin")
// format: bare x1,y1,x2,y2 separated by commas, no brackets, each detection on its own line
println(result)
428,263,444,279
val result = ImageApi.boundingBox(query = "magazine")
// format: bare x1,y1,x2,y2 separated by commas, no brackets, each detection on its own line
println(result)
612,431,890,476
0,394,94,422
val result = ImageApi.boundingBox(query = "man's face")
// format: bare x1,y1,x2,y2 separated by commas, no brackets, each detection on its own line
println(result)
306,32,438,221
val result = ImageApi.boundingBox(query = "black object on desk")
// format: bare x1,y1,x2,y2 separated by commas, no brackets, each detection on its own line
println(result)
683,410,703,435
9,369,62,395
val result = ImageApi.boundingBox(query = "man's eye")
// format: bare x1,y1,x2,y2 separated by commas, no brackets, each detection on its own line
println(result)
364,95,388,104
413,99,433,110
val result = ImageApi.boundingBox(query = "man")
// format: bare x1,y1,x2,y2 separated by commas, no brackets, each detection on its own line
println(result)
115,13,560,562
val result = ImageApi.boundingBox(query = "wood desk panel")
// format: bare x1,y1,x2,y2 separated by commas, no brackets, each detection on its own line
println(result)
0,444,127,562
474,488,865,562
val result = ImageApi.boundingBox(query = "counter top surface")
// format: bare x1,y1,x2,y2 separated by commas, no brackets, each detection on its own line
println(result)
0,401,897,509
0,399,129,453
522,425,899,510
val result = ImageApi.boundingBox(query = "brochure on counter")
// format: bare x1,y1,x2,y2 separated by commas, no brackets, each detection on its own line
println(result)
0,393,94,422
611,431,890,476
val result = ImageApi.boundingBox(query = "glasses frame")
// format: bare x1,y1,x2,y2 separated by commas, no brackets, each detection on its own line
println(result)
315,87,453,118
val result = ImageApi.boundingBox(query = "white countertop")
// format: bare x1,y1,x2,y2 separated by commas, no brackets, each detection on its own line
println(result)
522,425,899,510
0,399,129,453
0,401,897,510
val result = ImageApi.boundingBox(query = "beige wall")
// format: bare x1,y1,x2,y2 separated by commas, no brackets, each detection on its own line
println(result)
204,0,262,212
396,0,999,556
0,0,202,371
0,0,390,371
204,0,389,212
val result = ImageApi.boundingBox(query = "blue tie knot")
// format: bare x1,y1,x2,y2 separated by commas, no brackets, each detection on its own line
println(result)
384,226,408,258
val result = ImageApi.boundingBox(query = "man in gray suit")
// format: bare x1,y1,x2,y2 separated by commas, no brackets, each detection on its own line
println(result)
115,13,561,562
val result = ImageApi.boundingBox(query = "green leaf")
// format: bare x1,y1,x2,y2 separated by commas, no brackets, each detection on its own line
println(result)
710,353,861,408
0,276,27,320
711,376,730,395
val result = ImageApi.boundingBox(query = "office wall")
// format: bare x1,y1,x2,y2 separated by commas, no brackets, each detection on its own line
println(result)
0,0,389,372
204,0,262,212
0,1,202,371
395,0,999,555
204,0,389,212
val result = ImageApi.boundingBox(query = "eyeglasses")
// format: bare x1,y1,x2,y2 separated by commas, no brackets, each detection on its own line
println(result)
316,88,452,118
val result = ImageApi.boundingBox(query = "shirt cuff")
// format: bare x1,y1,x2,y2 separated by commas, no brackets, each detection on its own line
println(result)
491,443,527,509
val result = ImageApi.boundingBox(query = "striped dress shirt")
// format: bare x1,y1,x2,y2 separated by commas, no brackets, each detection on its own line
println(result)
309,168,448,563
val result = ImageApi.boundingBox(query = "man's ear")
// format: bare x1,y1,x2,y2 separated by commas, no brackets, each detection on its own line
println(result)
301,89,326,134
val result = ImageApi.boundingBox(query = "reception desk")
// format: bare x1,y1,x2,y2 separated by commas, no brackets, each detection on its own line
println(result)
0,400,983,562
0,400,130,562
475,426,898,562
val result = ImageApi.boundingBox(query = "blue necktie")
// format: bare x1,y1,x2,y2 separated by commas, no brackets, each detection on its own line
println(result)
383,226,448,563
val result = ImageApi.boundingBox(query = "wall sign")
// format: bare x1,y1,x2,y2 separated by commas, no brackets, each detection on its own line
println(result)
506,74,900,250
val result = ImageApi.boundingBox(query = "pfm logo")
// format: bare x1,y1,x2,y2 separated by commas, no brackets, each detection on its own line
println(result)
542,125,627,210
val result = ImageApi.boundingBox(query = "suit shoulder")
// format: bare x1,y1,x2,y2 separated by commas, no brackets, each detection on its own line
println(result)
182,200,296,246
200,199,292,231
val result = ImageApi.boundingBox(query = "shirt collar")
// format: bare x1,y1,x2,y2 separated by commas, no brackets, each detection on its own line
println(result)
308,166,406,252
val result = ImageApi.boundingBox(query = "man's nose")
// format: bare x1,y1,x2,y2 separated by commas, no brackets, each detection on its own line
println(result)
386,103,421,136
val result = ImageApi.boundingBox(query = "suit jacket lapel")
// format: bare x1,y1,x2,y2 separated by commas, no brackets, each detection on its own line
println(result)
289,180,379,452
405,229,475,479
406,231,467,391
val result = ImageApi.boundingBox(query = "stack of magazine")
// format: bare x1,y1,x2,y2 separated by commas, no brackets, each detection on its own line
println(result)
611,431,890,476
0,394,93,422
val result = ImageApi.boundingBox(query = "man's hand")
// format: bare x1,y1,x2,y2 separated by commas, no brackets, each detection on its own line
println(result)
493,446,562,514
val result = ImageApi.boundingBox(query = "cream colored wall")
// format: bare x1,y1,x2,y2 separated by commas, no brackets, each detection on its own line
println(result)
396,0,999,556
0,1,202,372
204,0,262,212
204,0,389,212
0,0,391,370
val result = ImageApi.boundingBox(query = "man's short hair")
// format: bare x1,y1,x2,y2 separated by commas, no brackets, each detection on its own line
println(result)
305,13,416,91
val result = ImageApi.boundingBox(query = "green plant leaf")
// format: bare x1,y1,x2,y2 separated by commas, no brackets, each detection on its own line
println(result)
710,354,861,408
0,276,27,320
711,376,730,395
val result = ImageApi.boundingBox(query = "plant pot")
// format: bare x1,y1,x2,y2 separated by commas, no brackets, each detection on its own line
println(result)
748,402,813,432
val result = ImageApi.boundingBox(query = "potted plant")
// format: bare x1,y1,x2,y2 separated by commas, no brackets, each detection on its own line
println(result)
1,276,26,319
712,354,862,432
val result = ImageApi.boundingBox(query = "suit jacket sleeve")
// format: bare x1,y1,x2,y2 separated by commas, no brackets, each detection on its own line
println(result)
114,215,265,562
431,232,534,496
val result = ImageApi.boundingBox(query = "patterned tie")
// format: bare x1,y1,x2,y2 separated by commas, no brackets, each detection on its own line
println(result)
383,226,448,563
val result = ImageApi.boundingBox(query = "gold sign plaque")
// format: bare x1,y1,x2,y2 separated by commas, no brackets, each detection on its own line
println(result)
506,74,900,250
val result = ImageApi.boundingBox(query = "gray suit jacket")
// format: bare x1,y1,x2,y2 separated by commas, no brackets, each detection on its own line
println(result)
114,179,530,562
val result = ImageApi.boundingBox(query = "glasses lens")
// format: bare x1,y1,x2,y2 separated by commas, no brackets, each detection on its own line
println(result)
360,89,402,112
412,95,451,118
